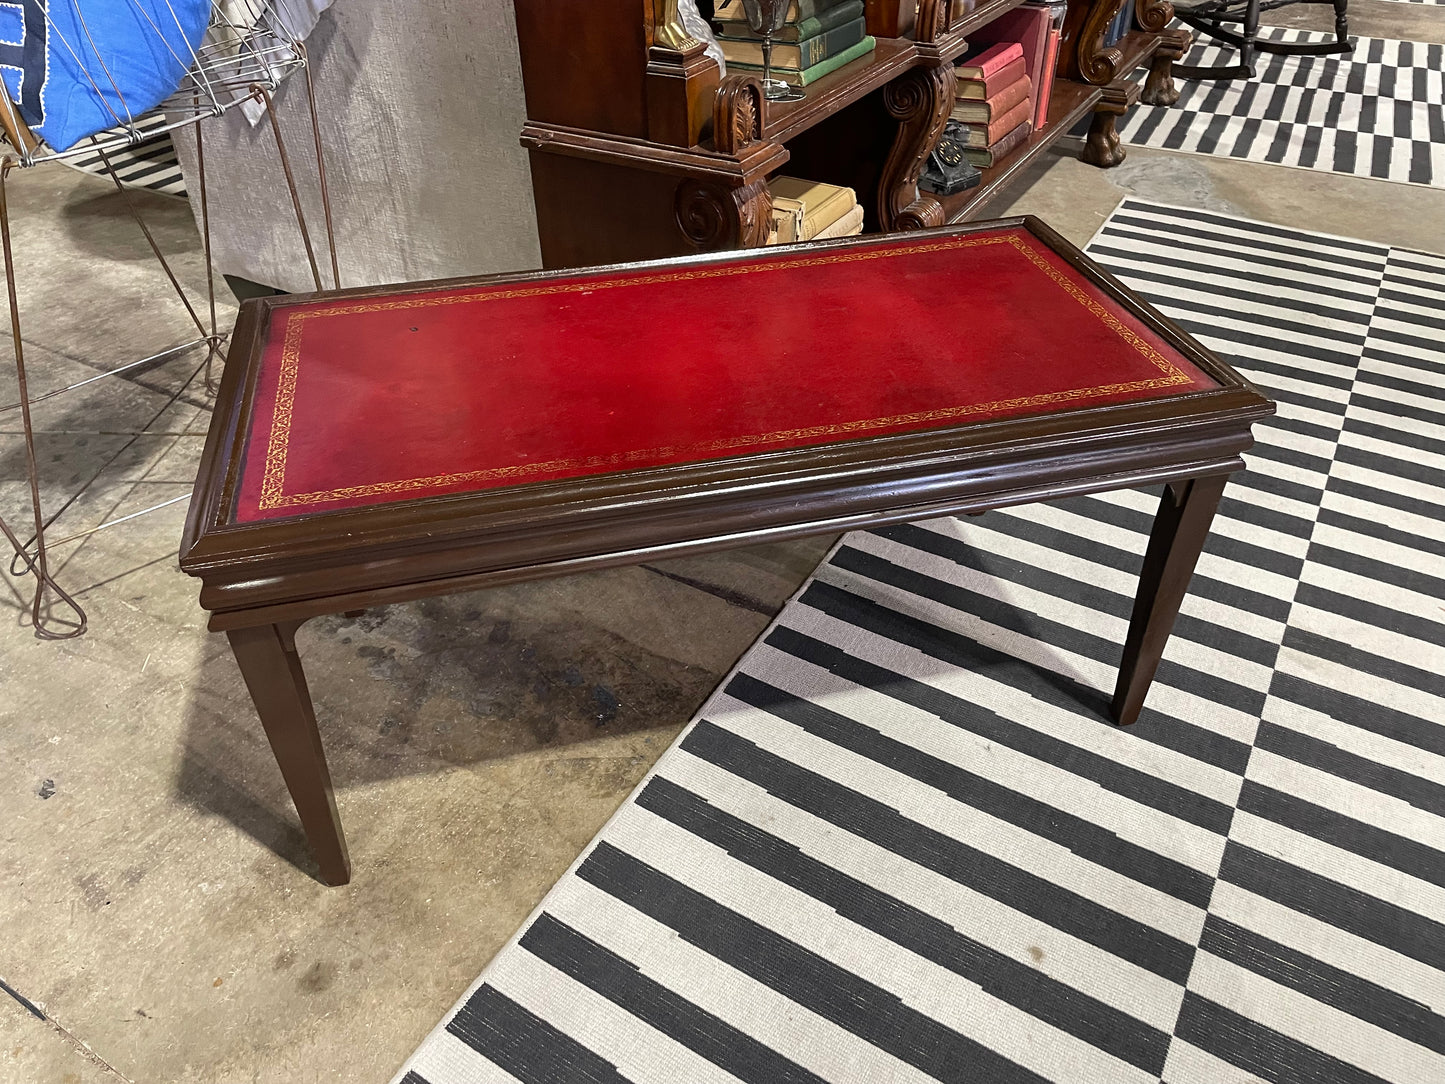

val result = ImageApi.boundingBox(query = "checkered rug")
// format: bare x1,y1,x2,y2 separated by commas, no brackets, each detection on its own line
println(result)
392,200,1445,1084
1118,29,1445,186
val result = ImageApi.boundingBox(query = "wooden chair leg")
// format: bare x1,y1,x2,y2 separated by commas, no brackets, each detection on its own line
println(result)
227,621,352,885
1112,474,1229,725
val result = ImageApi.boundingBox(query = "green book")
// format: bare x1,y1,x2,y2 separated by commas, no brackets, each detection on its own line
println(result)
727,35,876,87
718,17,866,70
712,0,864,42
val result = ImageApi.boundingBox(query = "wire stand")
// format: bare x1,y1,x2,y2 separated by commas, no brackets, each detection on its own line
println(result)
0,3,341,638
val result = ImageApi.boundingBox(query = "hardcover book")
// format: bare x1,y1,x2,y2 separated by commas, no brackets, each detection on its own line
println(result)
767,176,858,240
1034,27,1060,128
950,75,1031,123
960,99,1032,147
712,0,864,41
962,121,1033,166
718,16,867,69
728,35,876,85
713,0,848,24
956,56,1027,99
956,41,1024,80
812,203,865,239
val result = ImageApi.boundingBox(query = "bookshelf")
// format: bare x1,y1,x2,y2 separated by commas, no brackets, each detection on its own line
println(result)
513,0,1186,269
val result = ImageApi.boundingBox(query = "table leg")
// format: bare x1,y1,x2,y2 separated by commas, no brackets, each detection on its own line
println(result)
227,621,351,886
1112,474,1229,726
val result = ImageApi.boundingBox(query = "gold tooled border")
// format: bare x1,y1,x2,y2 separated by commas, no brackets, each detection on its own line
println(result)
253,233,1192,513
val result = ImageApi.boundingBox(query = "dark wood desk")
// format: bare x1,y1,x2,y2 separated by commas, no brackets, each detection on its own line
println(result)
181,218,1273,885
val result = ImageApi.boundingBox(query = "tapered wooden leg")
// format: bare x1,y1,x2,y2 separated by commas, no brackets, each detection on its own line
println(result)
227,621,351,885
1113,474,1229,725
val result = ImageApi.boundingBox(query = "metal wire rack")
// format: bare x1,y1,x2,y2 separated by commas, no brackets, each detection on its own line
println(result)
1,0,339,639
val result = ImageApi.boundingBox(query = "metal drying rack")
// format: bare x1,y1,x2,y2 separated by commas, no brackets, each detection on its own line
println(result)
0,0,342,639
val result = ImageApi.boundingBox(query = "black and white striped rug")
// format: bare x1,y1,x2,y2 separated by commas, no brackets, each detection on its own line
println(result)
1117,29,1445,187
392,200,1445,1084
57,116,187,197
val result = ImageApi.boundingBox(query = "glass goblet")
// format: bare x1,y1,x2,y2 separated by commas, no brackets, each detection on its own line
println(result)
741,0,806,102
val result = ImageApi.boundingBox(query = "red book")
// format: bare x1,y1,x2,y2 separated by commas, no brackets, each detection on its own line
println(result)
956,56,1028,99
951,74,1031,123
1035,27,1061,129
964,6,1052,124
956,41,1023,79
962,99,1032,147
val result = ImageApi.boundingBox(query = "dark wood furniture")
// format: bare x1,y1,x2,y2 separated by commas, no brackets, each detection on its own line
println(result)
513,0,1192,268
180,218,1272,885
1172,0,1348,82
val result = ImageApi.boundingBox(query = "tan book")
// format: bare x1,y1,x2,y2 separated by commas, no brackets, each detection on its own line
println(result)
950,75,1031,124
770,196,807,244
768,176,857,241
812,202,865,239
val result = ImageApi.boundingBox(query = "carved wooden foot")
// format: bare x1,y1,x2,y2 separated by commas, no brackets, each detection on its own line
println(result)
1140,27,1191,107
1081,80,1140,169
878,63,956,231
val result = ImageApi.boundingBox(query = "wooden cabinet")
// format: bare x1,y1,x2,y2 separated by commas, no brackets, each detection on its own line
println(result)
513,0,1188,269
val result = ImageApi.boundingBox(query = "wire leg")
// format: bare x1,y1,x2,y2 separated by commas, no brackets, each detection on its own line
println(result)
193,105,224,395
0,161,87,638
298,43,340,291
254,84,324,292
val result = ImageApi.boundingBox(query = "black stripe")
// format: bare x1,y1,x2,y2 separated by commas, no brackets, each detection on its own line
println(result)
1219,844,1445,970
1198,915,1445,1055
1239,779,1445,889
1342,416,1445,460
1087,244,1379,302
1295,581,1445,649
399,1073,431,1084
1257,409,1345,445
635,777,1174,1073
1255,719,1445,814
1175,993,1396,1084
1346,389,1444,428
764,623,1242,828
799,578,1254,771
869,522,1280,666
1112,203,1389,259
1314,504,1445,561
448,984,633,1084
521,913,827,1084
1282,626,1445,701
1268,671,1445,759
1098,220,1383,286
1100,260,1376,321
1216,494,1315,540
1228,465,1326,508
1335,441,1445,489
726,671,1217,906
1322,476,1445,524
679,721,1198,982
1369,323,1445,355
1305,541,1445,603
577,841,1056,1084
831,545,1270,708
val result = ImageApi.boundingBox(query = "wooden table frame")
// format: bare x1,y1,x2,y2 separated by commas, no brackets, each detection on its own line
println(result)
181,217,1273,886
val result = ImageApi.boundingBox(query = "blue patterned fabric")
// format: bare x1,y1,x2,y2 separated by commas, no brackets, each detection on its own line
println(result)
0,0,209,152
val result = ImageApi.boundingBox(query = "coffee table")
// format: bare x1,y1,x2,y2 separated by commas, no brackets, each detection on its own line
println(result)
180,218,1273,885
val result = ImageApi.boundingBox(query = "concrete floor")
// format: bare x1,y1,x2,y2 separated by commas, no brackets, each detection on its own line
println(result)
3,6,1444,1079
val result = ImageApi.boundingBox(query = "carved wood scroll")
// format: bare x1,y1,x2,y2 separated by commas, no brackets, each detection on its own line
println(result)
914,0,948,44
878,62,954,230
675,179,773,250
1133,0,1174,35
1060,0,1127,85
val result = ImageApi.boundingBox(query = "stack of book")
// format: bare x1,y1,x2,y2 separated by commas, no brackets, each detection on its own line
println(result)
951,42,1034,168
765,176,864,243
712,0,877,88
950,2,1062,165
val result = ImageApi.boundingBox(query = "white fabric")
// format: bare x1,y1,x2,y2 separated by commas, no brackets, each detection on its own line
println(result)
172,0,540,293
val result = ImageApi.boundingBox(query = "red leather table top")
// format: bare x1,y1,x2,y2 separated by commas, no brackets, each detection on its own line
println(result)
232,227,1216,524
